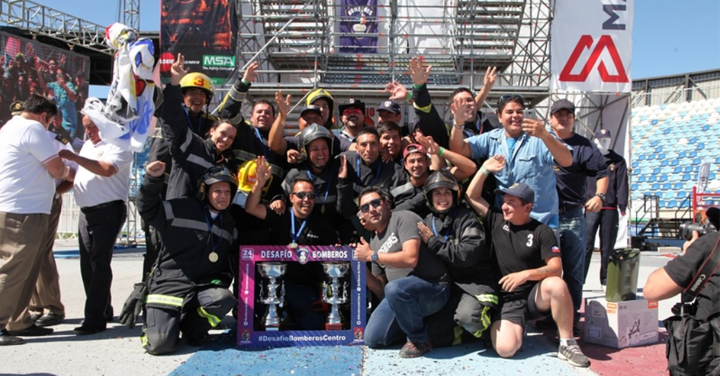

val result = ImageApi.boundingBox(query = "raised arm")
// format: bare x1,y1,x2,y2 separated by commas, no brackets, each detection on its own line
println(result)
215,61,259,125
268,90,291,155
521,118,572,167
465,155,505,218
244,156,271,220
474,66,497,110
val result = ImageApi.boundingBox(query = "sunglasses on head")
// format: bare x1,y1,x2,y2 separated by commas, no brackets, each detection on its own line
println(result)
497,94,525,108
292,191,316,200
360,198,382,213
343,108,363,116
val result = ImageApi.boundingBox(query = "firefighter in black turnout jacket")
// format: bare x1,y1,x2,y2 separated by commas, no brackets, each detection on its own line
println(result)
417,170,499,340
136,161,238,355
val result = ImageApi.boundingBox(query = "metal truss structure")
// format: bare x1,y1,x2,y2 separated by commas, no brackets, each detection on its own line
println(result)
0,0,112,54
234,0,553,112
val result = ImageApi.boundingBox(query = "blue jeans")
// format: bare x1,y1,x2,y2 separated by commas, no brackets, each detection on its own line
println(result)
558,207,586,322
364,275,450,347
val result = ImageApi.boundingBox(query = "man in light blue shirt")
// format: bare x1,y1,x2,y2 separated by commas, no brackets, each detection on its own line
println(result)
448,95,572,228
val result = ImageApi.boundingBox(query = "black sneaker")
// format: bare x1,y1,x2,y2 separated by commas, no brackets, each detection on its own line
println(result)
73,325,106,335
7,324,53,337
398,340,432,358
558,339,590,367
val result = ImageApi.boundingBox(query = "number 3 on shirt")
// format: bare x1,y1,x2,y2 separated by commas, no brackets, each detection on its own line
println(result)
526,234,534,247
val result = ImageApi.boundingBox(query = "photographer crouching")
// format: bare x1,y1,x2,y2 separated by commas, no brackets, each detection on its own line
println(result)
644,207,720,376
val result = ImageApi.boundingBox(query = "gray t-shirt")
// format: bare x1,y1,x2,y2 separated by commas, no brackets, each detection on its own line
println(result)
370,210,449,283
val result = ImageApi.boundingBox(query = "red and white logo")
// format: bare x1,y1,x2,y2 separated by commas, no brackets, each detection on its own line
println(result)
159,52,175,73
559,35,628,83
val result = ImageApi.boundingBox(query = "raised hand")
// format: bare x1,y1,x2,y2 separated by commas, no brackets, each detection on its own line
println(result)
415,134,439,155
522,118,548,139
338,154,348,179
170,53,190,86
275,90,291,117
353,237,374,262
145,161,166,178
483,66,497,90
482,154,506,173
255,156,272,184
385,81,408,102
243,61,260,83
417,222,433,243
408,57,432,86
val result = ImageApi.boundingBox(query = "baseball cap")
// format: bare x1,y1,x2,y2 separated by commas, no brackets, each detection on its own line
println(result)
378,100,401,114
403,143,428,159
551,99,575,115
495,182,535,204
595,129,612,139
299,105,322,117
338,99,366,115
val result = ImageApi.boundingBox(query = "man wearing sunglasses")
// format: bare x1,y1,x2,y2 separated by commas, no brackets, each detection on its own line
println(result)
245,156,339,329
337,99,367,151
354,186,450,358
449,94,572,230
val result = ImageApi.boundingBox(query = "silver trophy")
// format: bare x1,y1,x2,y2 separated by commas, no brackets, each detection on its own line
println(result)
322,262,349,330
257,262,287,331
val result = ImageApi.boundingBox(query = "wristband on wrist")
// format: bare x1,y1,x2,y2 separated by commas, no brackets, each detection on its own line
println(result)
438,147,445,157
406,92,413,101
242,78,250,86
453,122,464,130
412,83,424,90
480,167,490,176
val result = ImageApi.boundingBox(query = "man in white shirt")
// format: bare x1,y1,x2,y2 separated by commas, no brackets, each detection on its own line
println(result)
60,114,133,335
0,95,70,346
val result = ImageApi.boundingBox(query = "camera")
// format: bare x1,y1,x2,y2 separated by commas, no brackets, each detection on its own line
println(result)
680,221,716,241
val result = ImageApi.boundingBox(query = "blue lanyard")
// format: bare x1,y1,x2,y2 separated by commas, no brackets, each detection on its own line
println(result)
183,106,201,134
306,170,333,204
204,209,222,252
356,158,383,186
290,208,308,243
431,208,458,241
254,128,269,157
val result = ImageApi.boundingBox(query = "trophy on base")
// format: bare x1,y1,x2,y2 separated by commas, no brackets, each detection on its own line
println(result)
322,262,349,330
257,262,286,331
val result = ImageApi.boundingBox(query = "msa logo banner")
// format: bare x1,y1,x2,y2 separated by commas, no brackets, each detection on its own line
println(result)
202,55,235,68
559,35,628,83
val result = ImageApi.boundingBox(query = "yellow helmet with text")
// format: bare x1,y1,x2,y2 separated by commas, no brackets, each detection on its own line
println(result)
180,72,215,102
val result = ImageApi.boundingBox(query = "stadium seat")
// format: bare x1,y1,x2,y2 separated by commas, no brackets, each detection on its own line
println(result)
690,151,698,158
663,128,672,135
659,175,668,182
653,167,661,174
651,140,659,147
670,159,680,167
632,161,639,168
676,191,687,199
682,174,691,181
631,183,638,191
638,175,646,183
689,137,697,144
655,146,663,153
651,183,660,190
693,157,702,165
660,159,669,167
697,142,705,150
667,200,678,208
702,124,710,131
679,151,687,158
674,183,684,190
662,183,672,190
651,119,659,125
673,166,683,173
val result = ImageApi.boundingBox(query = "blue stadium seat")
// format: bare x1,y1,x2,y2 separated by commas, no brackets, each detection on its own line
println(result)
676,191,687,199
679,151,687,158
632,161,639,168
651,183,660,190
655,146,663,153
653,167,661,174
638,154,646,161
674,183,684,190
670,159,680,166
673,166,683,173
689,137,697,144
631,183,639,191
661,160,669,167
690,151,698,158
658,153,666,160
697,142,705,150
662,183,672,190
663,128,672,135
659,175,668,182
651,119,659,125
716,156,720,164
684,165,693,173
682,174,692,181
710,172,717,180
693,157,702,165
703,124,710,131
668,200,678,208
649,175,658,183
651,140,659,147
638,175,646,183
664,191,675,199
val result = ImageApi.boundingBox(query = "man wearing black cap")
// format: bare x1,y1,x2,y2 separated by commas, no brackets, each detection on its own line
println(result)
539,98,608,334
377,100,403,126
465,168,589,367
584,129,628,288
337,99,366,150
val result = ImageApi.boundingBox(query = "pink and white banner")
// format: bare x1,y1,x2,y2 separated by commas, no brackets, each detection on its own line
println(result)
551,0,634,93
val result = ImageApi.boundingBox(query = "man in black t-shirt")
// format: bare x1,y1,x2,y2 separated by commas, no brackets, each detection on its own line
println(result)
245,157,338,329
466,159,589,367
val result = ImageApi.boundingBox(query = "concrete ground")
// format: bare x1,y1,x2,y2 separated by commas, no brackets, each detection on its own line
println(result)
0,240,678,376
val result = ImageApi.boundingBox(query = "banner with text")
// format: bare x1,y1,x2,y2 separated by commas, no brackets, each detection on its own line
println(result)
339,0,378,53
160,0,238,85
551,0,634,93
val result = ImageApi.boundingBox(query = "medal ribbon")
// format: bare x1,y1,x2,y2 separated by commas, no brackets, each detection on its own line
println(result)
204,209,222,252
290,208,308,244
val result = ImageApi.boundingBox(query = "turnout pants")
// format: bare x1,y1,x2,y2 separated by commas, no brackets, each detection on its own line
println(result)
142,287,236,355
584,208,620,285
